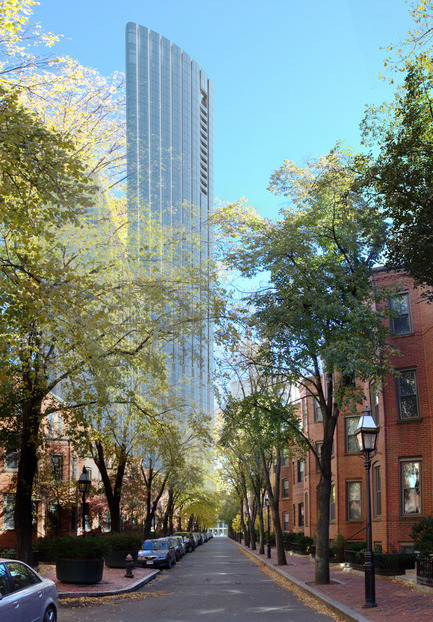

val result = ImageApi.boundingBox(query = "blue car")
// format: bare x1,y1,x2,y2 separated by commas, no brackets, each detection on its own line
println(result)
137,539,177,569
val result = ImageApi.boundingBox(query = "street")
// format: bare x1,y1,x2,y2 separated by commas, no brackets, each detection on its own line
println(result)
58,538,335,621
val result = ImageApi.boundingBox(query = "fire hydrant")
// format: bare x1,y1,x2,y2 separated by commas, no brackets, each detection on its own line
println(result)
125,554,134,578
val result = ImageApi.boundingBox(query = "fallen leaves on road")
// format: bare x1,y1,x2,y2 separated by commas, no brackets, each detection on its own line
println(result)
60,590,167,608
241,548,345,622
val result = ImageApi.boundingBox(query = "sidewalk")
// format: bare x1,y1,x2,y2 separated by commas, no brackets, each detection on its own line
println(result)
233,540,433,622
39,563,159,599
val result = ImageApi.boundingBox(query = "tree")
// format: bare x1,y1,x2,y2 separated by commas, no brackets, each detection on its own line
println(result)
0,2,216,563
216,151,392,583
359,61,433,297
0,84,97,563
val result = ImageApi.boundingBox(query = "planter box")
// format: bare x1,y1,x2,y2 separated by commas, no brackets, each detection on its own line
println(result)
56,558,104,584
104,550,138,568
417,558,433,586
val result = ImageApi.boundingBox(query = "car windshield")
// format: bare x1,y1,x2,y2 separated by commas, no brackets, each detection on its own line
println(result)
153,541,168,550
142,540,167,551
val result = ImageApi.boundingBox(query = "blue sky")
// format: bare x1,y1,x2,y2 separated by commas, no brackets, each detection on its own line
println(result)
33,0,414,218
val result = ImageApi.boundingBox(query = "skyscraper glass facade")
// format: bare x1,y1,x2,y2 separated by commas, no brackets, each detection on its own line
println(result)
125,23,214,417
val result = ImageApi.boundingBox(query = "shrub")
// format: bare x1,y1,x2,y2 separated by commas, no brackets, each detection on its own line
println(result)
101,533,142,551
331,533,345,559
411,514,433,558
282,532,296,545
293,533,314,549
44,536,111,560
345,541,366,553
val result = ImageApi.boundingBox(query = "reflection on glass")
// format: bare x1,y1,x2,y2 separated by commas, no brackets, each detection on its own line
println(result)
402,461,420,514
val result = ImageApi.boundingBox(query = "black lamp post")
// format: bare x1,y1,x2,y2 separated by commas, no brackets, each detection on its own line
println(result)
355,406,379,608
77,467,91,538
265,492,271,559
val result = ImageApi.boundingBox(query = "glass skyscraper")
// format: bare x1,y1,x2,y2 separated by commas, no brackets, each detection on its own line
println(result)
125,23,214,417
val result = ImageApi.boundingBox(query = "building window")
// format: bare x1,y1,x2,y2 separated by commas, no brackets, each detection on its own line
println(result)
282,448,289,466
373,463,381,518
48,413,54,438
301,397,307,429
346,481,362,521
72,455,77,481
315,442,323,472
282,478,289,498
330,484,336,522
313,397,323,422
57,414,63,438
396,370,420,420
400,459,422,516
292,504,296,528
305,493,308,527
400,543,415,554
345,417,359,454
298,503,305,527
297,461,305,483
369,382,380,424
3,494,15,530
389,292,412,336
51,454,63,483
283,511,289,532
4,451,19,472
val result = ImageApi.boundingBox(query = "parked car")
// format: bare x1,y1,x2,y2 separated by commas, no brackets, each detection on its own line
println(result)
0,558,58,622
174,532,195,552
173,535,187,557
167,536,183,561
137,539,177,569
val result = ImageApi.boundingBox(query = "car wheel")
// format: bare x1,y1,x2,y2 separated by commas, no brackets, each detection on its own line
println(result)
166,555,172,569
43,606,57,622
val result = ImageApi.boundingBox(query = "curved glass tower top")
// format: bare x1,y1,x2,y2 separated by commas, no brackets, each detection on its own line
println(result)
125,23,214,417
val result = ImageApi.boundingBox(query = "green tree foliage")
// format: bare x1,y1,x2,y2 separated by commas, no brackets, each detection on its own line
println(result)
0,1,216,562
216,150,392,583
360,60,433,296
411,514,433,558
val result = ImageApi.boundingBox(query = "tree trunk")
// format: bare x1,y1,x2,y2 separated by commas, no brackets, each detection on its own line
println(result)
315,474,332,584
262,449,286,565
258,492,265,555
162,488,174,535
93,441,127,533
240,502,248,546
315,394,337,584
15,399,42,565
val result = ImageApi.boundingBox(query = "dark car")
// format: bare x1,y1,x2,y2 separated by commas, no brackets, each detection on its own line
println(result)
0,558,58,622
137,539,177,569
167,536,183,561
174,532,196,552
172,535,187,557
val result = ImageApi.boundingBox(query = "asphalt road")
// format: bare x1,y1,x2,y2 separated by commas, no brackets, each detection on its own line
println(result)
58,538,334,621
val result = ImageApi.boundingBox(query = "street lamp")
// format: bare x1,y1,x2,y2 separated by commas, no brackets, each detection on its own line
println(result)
355,406,379,608
265,492,271,559
77,467,91,538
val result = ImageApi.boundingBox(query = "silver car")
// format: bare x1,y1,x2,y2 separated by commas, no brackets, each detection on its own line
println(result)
0,558,58,621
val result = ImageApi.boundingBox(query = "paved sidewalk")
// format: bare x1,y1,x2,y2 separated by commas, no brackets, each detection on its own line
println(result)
233,540,433,621
39,563,159,599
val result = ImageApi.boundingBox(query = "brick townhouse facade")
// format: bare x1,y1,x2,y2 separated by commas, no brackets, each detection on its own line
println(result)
280,269,433,553
0,407,100,549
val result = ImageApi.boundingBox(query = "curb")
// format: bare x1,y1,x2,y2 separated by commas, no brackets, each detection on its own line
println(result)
58,569,160,599
233,541,370,622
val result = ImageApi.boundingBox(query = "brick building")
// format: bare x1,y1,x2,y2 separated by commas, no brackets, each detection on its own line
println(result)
0,405,101,549
280,269,433,553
